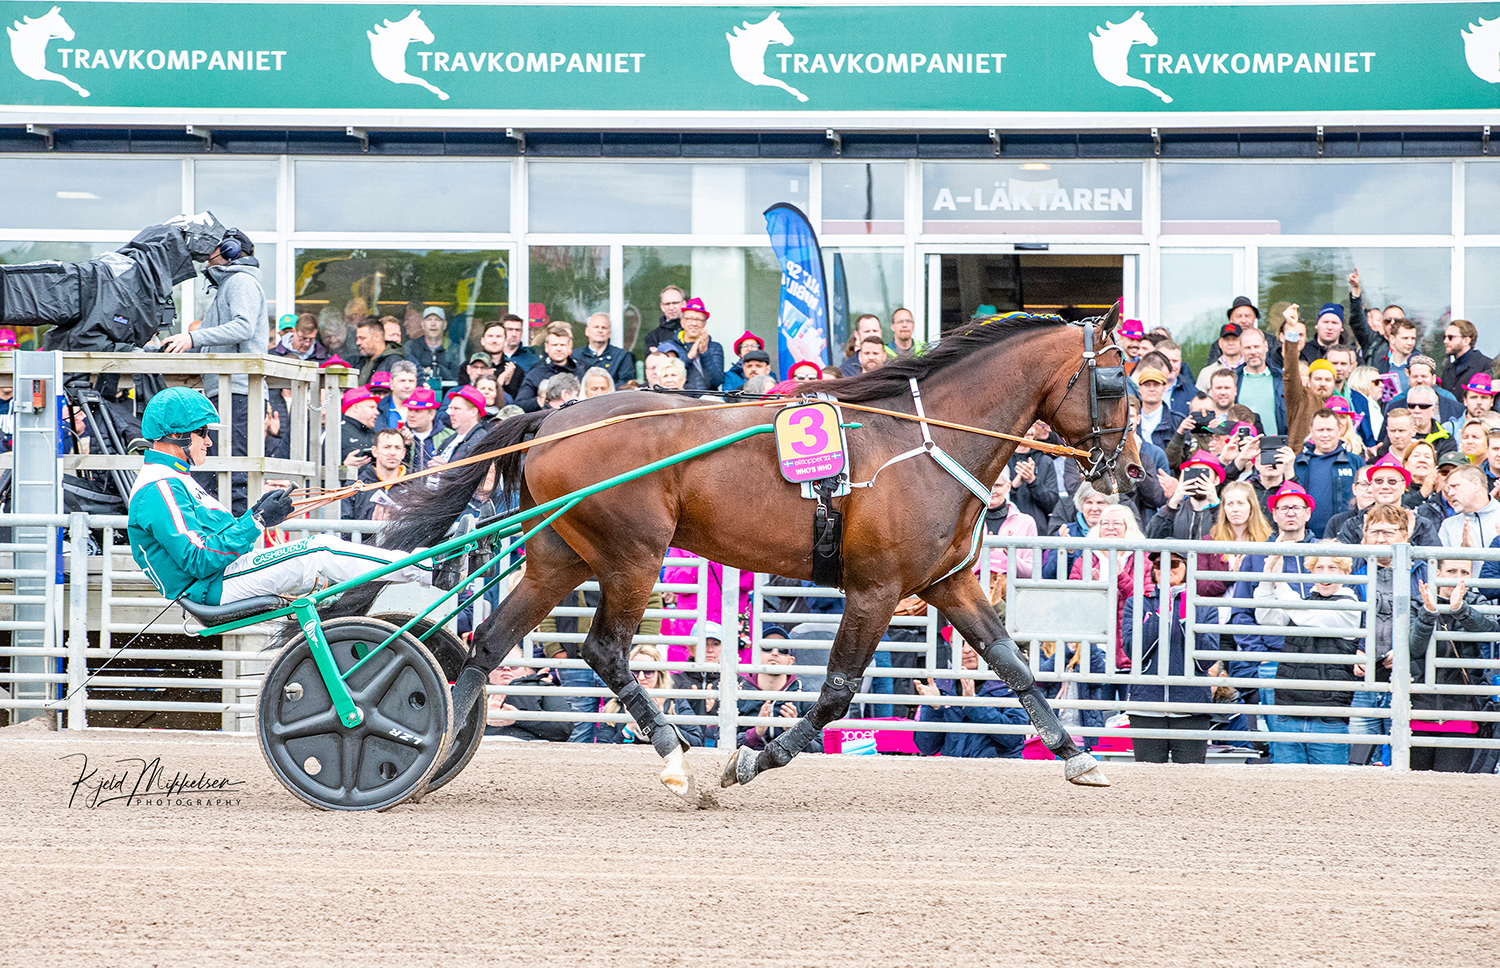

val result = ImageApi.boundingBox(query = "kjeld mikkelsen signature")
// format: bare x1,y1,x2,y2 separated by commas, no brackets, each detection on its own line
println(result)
62,753,248,808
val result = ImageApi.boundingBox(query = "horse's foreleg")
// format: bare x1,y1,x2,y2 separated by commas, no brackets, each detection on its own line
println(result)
721,588,897,789
582,564,700,803
918,572,1110,787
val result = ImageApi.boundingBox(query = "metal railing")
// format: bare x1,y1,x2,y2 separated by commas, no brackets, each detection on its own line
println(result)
5,515,1497,772
0,351,355,511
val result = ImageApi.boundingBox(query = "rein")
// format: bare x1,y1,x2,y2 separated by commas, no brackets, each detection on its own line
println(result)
290,392,1092,514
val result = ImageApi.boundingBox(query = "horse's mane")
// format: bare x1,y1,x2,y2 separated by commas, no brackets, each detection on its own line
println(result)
818,312,1070,404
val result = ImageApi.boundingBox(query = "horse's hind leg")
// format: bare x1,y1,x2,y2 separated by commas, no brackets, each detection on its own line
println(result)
722,585,899,789
580,561,701,803
918,571,1109,787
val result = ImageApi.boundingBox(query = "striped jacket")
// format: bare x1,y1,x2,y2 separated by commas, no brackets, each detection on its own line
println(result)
127,450,263,605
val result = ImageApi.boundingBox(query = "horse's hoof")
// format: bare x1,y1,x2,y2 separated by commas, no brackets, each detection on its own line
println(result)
1064,752,1110,787
660,747,699,804
720,747,758,789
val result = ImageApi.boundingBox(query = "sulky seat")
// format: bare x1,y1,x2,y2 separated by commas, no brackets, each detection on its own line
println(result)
178,595,288,626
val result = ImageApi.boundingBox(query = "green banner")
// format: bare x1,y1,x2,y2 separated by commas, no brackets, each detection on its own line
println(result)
2,2,1499,116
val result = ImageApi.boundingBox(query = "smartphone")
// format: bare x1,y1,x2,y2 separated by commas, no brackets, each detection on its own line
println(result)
1191,413,1215,431
1183,466,1212,484
1233,425,1256,440
1258,434,1288,463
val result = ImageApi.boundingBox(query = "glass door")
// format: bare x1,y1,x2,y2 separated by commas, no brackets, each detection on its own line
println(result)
923,246,1143,340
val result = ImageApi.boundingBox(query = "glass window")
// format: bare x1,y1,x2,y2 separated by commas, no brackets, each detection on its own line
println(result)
622,246,781,367
1465,249,1500,352
293,249,510,361
195,160,278,231
823,247,905,362
294,161,510,233
0,158,180,231
922,162,1143,234
1160,251,1238,371
528,246,609,350
1466,163,1500,235
1258,248,1450,350
529,163,808,235
1163,163,1451,235
822,162,905,234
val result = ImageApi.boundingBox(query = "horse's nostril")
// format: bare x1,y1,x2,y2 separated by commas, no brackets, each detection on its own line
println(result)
1126,464,1144,480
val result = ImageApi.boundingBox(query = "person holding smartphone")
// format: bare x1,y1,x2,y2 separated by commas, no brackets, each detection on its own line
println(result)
1147,450,1224,540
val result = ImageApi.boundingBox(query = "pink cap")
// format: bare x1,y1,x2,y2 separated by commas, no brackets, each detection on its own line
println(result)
341,386,376,413
787,359,822,380
1180,449,1226,484
0,329,17,349
1269,480,1316,512
1465,373,1496,396
405,387,438,410
1325,395,1359,418
368,371,392,391
1364,452,1413,486
449,385,487,417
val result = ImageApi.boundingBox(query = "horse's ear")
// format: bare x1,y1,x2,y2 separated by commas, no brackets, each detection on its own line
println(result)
1102,299,1121,336
1128,10,1144,21
48,5,61,13
769,10,781,19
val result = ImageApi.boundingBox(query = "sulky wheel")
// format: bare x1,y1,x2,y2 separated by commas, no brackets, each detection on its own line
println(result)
373,613,485,798
257,617,453,812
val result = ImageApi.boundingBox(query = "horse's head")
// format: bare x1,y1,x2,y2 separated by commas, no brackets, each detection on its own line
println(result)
25,6,73,40
1040,303,1141,495
388,9,434,43
758,11,795,46
1102,10,1156,47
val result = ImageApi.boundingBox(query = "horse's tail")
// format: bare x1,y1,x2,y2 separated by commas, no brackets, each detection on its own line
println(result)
378,409,549,554
312,410,549,626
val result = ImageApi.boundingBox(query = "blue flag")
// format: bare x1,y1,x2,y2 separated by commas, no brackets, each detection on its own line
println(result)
764,203,829,379
830,252,849,366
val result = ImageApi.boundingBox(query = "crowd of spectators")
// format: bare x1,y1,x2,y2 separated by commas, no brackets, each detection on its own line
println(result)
62,251,1500,769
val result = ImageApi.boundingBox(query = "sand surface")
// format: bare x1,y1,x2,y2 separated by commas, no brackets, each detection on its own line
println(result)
2,727,1495,968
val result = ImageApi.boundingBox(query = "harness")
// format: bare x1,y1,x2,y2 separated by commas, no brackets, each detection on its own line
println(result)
842,378,998,582
1049,317,1131,484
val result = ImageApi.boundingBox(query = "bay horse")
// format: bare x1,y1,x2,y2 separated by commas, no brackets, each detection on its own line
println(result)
376,308,1140,798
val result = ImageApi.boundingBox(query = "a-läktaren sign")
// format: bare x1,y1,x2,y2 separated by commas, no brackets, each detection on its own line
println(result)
2,2,1499,124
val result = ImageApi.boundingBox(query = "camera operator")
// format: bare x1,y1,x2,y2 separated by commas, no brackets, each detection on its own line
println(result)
160,229,265,515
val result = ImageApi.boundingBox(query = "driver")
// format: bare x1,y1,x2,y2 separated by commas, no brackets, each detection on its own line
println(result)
127,387,432,606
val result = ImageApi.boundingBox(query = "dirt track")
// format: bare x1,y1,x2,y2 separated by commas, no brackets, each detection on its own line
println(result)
1,726,1496,968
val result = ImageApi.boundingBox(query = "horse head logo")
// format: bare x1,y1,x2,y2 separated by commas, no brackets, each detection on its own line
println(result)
367,8,449,100
1462,15,1500,83
726,11,807,102
1089,11,1171,104
7,6,88,97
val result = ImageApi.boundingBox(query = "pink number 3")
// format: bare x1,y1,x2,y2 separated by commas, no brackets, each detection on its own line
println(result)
790,408,829,456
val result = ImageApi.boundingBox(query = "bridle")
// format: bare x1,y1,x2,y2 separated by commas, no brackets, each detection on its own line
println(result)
1049,317,1133,483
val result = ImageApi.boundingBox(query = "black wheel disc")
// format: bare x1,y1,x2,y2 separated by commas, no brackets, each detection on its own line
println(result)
373,613,485,796
375,615,486,798
373,613,468,681
257,618,453,812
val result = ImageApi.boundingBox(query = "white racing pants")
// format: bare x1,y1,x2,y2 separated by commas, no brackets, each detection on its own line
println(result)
218,534,431,603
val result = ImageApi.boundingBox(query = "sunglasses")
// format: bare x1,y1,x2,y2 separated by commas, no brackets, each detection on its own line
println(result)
1409,402,1435,410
